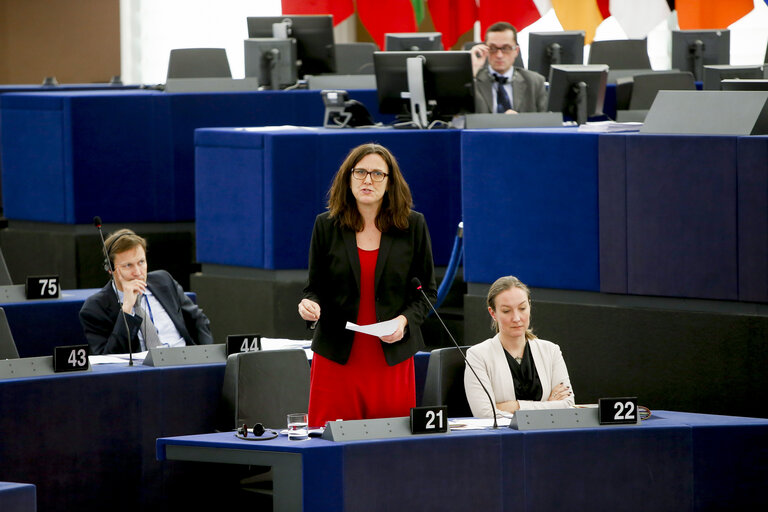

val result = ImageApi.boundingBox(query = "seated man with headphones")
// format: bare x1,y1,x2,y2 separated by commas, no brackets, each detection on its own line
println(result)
79,229,213,355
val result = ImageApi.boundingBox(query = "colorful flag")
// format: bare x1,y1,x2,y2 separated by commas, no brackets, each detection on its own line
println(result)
280,0,354,26
478,0,544,34
357,0,419,50
551,0,608,44
676,0,754,30
610,0,671,39
429,0,478,49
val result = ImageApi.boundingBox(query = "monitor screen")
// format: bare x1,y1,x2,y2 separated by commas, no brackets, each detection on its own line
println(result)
721,79,768,91
243,38,298,89
671,29,730,82
547,64,608,124
528,31,585,79
246,15,335,76
385,33,443,51
373,50,474,126
703,64,764,90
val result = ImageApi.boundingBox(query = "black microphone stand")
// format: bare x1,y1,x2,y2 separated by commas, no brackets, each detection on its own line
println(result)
413,278,499,429
93,216,134,366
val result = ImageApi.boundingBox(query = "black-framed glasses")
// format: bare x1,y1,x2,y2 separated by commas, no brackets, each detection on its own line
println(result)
351,168,388,182
487,44,518,55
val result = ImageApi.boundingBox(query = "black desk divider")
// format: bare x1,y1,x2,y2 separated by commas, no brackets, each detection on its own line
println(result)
510,408,640,431
463,112,563,129
0,356,58,380
143,343,227,367
322,416,415,441
641,90,768,135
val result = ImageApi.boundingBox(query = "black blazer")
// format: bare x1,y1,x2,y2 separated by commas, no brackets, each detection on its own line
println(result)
79,270,213,355
303,211,437,366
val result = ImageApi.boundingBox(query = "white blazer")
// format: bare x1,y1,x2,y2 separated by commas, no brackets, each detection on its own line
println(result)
464,334,575,418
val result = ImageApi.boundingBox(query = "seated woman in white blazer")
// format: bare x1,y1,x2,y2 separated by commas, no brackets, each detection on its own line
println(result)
464,275,574,418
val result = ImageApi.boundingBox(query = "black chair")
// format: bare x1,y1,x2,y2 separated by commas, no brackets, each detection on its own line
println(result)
221,349,310,430
166,48,232,79
588,39,651,70
422,346,472,418
0,308,19,359
334,42,377,74
629,71,696,110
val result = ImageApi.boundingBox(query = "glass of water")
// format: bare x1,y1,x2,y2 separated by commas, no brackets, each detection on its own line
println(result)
287,413,309,441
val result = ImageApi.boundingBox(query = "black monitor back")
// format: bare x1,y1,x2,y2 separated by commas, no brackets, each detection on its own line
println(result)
721,79,768,91
167,48,232,79
629,71,696,110
547,64,608,121
703,64,764,90
385,32,442,51
247,15,335,76
528,31,585,79
671,29,730,81
373,51,474,119
588,39,650,69
243,38,298,89
335,42,377,74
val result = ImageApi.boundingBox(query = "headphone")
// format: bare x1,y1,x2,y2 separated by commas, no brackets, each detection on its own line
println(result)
235,423,278,441
103,232,130,273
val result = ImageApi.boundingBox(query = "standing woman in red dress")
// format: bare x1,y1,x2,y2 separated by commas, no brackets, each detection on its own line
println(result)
298,143,437,427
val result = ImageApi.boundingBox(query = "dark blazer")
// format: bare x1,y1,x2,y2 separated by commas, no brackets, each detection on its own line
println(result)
303,211,437,366
475,66,548,113
79,270,213,355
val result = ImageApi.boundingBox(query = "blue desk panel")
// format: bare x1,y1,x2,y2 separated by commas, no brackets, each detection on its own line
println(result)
194,127,462,268
0,482,36,512
736,136,768,302
0,89,383,224
599,133,745,300
159,410,768,511
461,128,600,290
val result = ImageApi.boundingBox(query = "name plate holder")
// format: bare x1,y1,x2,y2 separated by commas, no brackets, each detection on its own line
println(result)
143,343,227,367
0,356,57,380
510,407,640,431
322,417,416,442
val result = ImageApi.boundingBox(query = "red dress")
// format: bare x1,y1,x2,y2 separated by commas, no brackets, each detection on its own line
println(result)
308,247,416,427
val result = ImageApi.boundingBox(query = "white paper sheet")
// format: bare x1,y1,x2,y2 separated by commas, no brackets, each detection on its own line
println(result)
345,318,400,337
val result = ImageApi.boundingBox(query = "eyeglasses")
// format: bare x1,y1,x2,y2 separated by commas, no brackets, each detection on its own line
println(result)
351,168,388,182
487,44,518,55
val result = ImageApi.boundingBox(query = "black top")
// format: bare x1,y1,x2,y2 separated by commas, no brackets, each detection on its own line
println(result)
504,340,543,401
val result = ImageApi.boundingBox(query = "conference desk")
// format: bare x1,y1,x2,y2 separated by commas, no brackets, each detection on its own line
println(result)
0,88,383,224
461,128,768,302
157,410,768,511
194,127,463,267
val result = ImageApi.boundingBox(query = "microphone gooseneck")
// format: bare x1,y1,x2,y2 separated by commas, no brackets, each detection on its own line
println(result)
412,278,499,429
93,216,134,366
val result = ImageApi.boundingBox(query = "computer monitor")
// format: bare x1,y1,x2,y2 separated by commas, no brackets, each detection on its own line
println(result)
246,15,335,76
244,38,298,90
721,79,768,91
373,50,474,128
588,39,651,70
703,64,764,90
385,33,443,51
671,29,730,82
547,64,608,125
528,31,585,79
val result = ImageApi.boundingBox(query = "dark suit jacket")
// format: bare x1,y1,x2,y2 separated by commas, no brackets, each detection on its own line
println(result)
475,66,548,113
303,211,437,366
79,270,213,355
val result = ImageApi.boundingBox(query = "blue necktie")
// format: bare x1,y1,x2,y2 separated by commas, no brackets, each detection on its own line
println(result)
493,74,512,113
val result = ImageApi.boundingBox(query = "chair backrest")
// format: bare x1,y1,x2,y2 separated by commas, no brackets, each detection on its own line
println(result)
334,42,377,74
629,71,696,110
422,346,472,418
588,39,651,70
221,349,310,429
167,48,232,79
0,308,19,359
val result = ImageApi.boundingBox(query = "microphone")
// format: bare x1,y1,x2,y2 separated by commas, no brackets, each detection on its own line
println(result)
93,216,134,366
412,277,499,429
